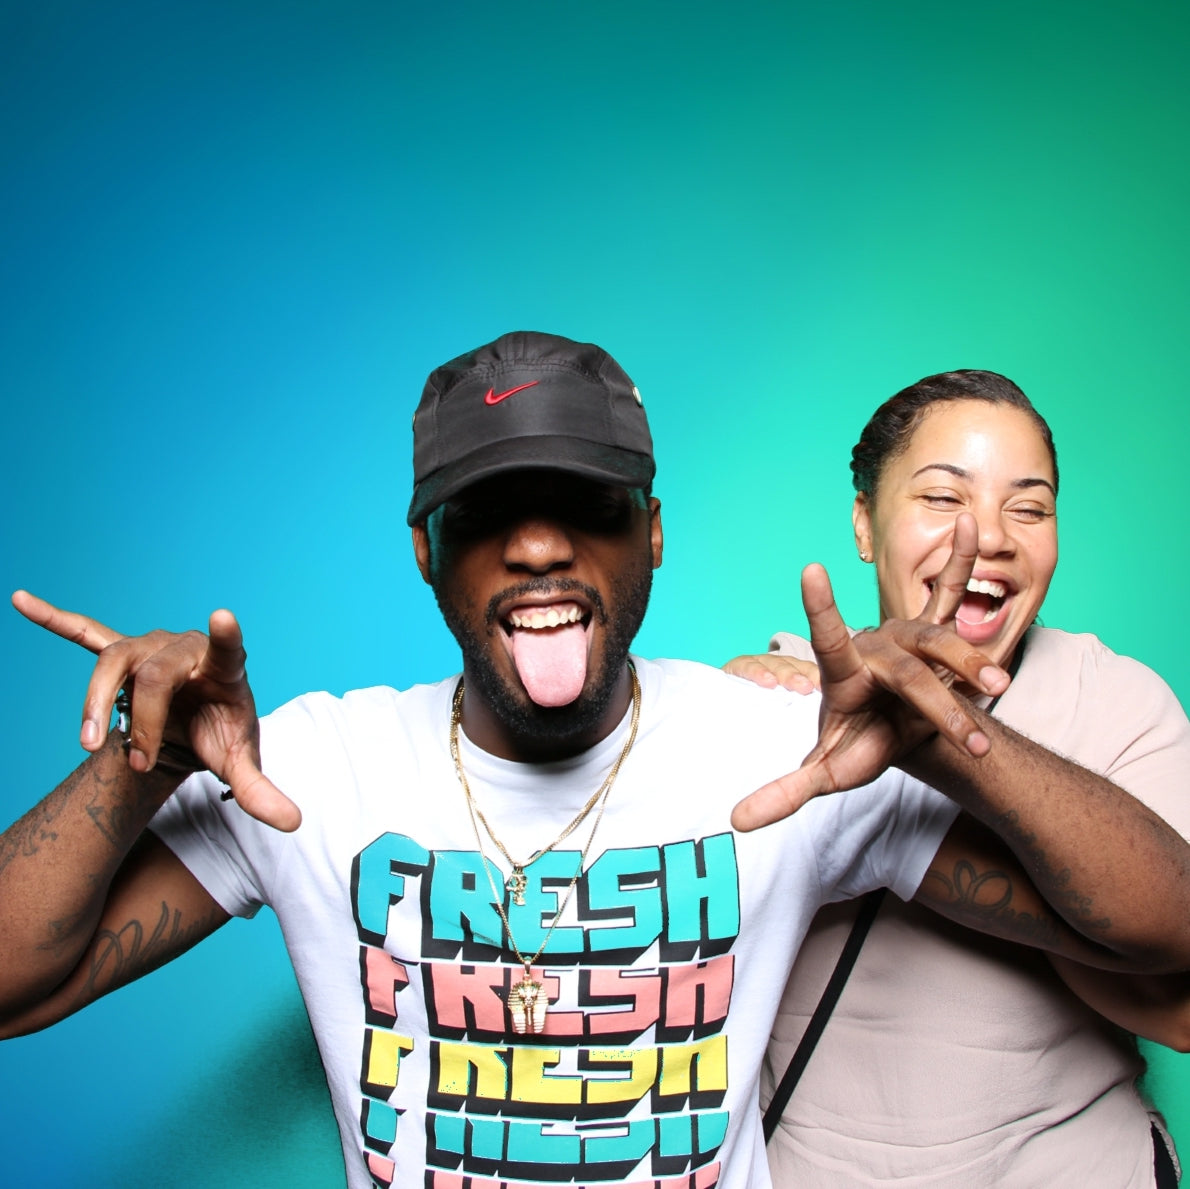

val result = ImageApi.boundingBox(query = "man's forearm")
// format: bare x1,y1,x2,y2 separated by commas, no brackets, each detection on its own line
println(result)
902,706,1190,971
0,731,186,1010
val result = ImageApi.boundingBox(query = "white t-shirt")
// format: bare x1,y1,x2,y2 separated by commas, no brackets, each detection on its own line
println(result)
151,657,957,1189
763,626,1190,1188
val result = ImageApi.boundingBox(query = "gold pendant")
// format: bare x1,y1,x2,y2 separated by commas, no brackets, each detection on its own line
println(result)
507,966,548,1035
506,867,527,906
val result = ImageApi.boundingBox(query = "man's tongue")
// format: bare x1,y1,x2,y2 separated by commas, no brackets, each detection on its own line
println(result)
510,622,589,707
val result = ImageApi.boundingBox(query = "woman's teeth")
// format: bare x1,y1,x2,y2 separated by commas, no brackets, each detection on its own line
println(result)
967,578,1007,599
960,578,1007,625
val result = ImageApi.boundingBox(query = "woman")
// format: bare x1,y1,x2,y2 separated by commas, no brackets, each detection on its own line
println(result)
730,370,1190,1187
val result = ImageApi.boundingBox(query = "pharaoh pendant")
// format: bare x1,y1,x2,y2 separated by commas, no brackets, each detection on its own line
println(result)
507,967,547,1035
506,867,528,906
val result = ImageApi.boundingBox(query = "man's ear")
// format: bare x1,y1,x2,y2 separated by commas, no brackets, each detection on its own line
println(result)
648,498,663,569
852,494,873,562
412,523,432,584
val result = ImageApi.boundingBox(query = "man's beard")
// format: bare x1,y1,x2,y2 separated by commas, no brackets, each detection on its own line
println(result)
433,561,653,756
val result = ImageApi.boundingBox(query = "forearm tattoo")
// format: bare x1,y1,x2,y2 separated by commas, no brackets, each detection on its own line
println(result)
71,899,217,1008
4,737,174,870
86,734,181,847
2,736,183,957
0,796,64,881
922,856,1064,947
989,808,1112,938
923,814,1112,952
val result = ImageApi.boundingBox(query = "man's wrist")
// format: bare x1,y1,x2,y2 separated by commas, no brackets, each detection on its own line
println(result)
152,739,204,776
113,689,204,777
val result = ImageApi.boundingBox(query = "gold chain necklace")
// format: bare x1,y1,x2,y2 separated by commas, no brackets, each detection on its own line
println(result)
449,662,642,1035
467,746,615,907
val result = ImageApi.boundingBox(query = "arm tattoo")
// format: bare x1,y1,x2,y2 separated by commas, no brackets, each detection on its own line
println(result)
0,798,64,880
81,742,178,848
923,818,1112,951
71,899,218,1009
1,735,177,878
988,809,1112,939
922,857,1064,947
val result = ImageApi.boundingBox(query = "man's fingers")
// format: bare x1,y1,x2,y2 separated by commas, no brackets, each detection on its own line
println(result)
863,621,1009,701
802,564,863,685
12,590,123,654
202,609,249,686
890,659,991,758
857,634,992,756
15,594,269,805
223,758,302,832
14,590,132,750
731,764,829,831
117,633,212,768
921,514,978,625
80,612,248,761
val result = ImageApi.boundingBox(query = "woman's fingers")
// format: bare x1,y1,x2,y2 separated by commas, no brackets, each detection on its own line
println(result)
724,652,820,693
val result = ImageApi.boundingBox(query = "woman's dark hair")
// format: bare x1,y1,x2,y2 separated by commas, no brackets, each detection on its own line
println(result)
850,369,1059,498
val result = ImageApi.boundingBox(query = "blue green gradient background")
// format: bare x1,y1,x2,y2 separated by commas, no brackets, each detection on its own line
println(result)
2,2,1189,1182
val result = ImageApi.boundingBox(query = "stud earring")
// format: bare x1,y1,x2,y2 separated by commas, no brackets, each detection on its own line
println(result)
859,550,871,562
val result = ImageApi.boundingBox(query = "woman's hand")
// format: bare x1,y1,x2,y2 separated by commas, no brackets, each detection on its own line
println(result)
723,652,820,693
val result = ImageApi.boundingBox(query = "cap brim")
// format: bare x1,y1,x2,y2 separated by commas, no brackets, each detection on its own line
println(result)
407,435,655,525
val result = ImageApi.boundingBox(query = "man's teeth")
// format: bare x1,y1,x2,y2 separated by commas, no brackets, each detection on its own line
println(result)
508,606,583,630
967,578,1007,599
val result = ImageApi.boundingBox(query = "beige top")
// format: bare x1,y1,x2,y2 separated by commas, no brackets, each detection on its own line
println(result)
763,626,1190,1187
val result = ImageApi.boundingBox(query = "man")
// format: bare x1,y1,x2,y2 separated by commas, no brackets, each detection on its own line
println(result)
2,331,1188,1189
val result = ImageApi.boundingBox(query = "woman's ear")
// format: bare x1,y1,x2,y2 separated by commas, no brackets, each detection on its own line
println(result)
852,494,874,563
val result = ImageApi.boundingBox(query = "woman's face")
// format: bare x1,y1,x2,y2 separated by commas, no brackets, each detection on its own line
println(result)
854,400,1058,669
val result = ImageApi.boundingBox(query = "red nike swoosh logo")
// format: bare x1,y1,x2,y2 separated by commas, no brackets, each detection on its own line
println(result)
484,381,539,405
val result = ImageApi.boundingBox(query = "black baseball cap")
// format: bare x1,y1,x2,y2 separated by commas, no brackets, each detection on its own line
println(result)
407,330,656,525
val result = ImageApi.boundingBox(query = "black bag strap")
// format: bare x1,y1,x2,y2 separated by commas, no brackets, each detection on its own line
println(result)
763,887,886,1142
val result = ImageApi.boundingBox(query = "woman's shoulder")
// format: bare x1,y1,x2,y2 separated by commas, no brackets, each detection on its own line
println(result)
1019,625,1167,690
769,630,817,661
1002,626,1188,772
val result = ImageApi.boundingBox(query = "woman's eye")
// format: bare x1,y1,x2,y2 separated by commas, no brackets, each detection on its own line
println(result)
921,493,962,507
1009,506,1054,522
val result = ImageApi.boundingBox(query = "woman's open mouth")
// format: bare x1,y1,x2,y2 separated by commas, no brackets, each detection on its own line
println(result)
924,576,1014,643
955,578,1007,626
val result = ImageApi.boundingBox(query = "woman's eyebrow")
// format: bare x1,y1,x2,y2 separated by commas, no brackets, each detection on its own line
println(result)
911,462,970,481
910,462,1055,496
1012,477,1057,495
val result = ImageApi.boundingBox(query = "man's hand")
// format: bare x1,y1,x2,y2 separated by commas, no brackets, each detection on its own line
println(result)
11,591,300,831
731,515,1009,831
